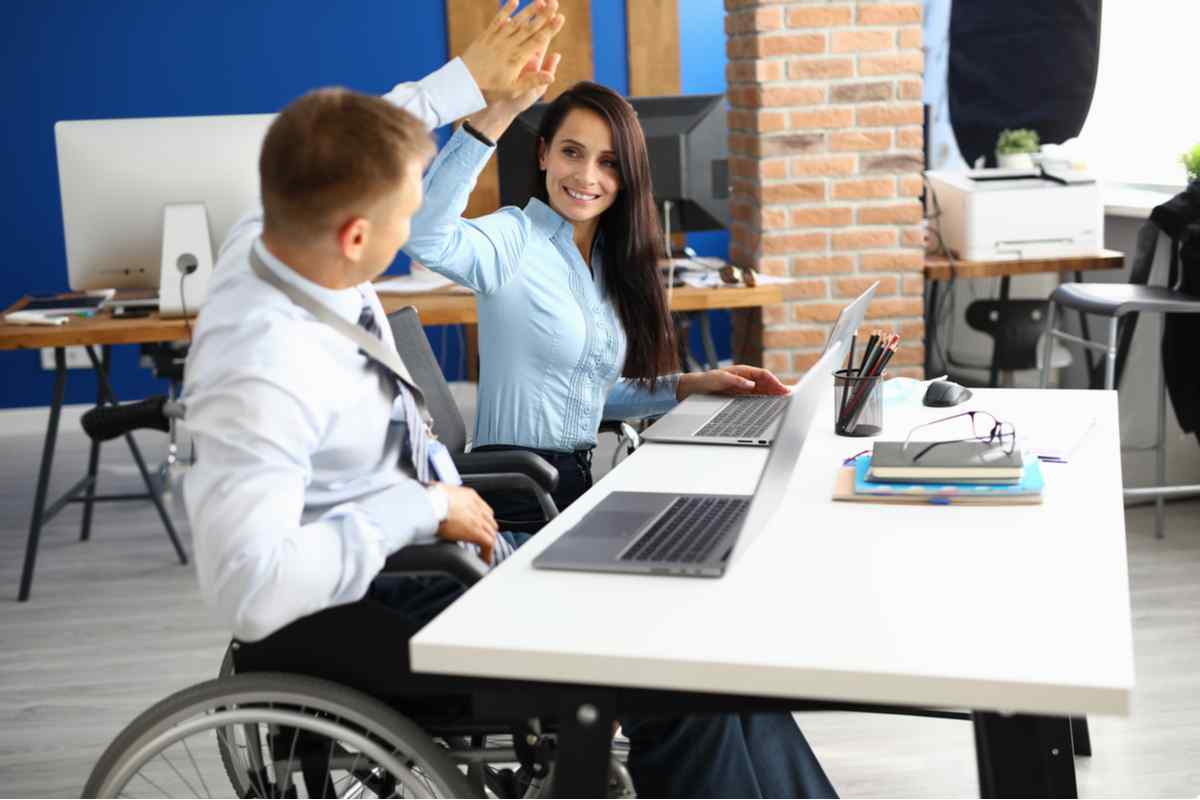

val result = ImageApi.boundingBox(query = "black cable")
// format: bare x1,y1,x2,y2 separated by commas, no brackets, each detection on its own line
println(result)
178,269,193,339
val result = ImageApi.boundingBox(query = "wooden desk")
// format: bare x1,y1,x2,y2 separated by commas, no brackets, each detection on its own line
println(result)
1,282,784,600
923,250,1125,386
0,284,784,350
414,388,1133,796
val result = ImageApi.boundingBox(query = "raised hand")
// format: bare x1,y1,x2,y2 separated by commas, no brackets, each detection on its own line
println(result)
460,0,565,105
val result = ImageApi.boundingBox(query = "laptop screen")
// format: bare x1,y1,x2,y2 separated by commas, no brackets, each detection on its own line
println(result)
729,340,846,562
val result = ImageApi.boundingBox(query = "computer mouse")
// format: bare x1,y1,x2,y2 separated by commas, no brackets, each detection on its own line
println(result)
923,380,972,407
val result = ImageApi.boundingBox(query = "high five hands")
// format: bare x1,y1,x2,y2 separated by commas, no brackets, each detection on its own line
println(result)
460,0,565,108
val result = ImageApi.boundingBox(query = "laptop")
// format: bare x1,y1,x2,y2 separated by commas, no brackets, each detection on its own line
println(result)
533,339,845,578
640,282,878,447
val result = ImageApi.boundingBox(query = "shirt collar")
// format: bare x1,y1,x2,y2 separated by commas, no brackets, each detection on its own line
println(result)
252,238,365,324
524,197,575,242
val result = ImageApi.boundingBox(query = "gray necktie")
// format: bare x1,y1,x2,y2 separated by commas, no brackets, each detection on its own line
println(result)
357,304,431,483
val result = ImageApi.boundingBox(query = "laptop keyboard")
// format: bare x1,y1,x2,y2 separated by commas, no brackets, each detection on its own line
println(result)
695,396,788,439
619,496,750,564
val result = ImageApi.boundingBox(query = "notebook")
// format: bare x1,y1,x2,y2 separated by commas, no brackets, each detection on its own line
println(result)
867,440,1023,483
832,456,1044,505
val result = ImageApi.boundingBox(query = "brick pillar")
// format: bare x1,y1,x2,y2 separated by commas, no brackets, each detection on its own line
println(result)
726,1,926,380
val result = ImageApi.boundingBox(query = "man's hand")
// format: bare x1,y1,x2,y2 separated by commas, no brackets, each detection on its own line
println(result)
435,484,499,564
676,365,791,401
460,0,565,104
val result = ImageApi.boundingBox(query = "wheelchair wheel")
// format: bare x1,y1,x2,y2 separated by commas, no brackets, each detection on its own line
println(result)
84,672,476,798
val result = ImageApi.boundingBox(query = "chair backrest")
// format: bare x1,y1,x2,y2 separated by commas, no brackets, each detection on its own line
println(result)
387,307,469,455
964,299,1050,372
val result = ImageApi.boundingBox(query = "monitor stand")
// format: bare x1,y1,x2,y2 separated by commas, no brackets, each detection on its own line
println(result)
158,203,213,318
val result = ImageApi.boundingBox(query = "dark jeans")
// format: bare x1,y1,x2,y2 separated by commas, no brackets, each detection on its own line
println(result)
235,541,837,797
472,444,595,530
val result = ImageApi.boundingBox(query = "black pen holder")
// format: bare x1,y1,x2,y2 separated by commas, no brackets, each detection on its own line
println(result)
834,368,885,437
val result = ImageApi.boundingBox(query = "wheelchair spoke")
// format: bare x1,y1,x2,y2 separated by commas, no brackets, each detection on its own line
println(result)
131,765,177,798
216,724,270,800
180,738,213,798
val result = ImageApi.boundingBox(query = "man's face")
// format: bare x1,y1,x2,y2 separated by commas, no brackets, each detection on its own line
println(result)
355,156,425,283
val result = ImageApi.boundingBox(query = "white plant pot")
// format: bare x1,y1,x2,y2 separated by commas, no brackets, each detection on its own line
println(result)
996,152,1035,169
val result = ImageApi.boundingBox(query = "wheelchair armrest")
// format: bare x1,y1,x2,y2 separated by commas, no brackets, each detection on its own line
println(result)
460,473,559,521
599,419,642,451
380,541,488,587
453,450,559,493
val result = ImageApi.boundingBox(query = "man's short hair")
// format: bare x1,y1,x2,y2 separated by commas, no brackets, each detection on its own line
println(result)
260,87,435,240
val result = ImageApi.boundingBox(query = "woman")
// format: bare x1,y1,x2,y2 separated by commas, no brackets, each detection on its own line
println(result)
403,78,788,523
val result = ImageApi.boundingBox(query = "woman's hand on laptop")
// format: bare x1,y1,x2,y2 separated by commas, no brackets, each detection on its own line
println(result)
436,484,499,565
676,366,790,401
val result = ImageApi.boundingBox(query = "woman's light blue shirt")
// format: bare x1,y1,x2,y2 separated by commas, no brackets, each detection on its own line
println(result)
403,126,679,452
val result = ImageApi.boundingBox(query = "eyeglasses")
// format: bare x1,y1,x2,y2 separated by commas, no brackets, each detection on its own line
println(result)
902,410,1016,463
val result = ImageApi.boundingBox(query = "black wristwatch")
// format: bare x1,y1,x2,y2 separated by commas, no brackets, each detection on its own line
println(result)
462,121,496,148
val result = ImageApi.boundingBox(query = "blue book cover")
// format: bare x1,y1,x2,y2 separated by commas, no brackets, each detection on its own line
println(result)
853,456,1045,497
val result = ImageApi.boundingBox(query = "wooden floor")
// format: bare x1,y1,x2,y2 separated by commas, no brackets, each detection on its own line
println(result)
1,418,1198,797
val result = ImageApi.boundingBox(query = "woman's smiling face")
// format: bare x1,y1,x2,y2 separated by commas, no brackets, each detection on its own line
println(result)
538,107,621,225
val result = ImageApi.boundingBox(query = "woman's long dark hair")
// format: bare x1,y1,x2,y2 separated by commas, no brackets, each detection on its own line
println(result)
532,81,677,389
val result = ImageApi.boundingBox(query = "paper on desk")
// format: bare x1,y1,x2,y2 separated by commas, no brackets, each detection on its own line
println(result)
374,270,469,294
1019,414,1098,463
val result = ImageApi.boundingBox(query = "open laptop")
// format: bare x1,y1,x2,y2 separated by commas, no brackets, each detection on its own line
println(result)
641,282,878,447
533,339,845,578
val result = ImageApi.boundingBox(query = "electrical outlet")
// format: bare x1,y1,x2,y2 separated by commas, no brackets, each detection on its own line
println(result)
39,346,93,370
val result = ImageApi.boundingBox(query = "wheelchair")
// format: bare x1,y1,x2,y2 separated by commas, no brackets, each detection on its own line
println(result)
83,543,634,799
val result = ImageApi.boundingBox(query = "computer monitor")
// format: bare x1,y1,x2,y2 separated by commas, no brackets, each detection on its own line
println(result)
54,113,273,291
497,93,730,232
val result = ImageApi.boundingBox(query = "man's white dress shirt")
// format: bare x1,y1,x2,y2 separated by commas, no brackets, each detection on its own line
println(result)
182,60,484,642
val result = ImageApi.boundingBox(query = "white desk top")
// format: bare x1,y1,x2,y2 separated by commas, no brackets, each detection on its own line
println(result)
413,388,1134,717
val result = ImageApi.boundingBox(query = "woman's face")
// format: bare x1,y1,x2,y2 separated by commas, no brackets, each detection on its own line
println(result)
539,108,621,226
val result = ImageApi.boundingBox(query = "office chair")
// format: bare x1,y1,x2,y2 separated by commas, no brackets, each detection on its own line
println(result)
964,298,1072,386
387,307,560,530
1040,220,1200,538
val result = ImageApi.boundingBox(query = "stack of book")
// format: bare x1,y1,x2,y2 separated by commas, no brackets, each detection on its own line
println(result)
833,439,1044,505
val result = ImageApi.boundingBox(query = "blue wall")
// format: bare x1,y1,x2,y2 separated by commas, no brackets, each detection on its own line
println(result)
0,0,727,409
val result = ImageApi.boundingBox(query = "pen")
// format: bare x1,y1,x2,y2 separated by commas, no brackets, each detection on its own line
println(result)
839,336,899,430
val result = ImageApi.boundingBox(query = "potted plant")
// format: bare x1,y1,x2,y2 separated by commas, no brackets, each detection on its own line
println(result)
995,128,1040,169
1180,143,1200,184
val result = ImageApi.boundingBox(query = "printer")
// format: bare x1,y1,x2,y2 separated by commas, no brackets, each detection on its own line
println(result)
924,168,1103,261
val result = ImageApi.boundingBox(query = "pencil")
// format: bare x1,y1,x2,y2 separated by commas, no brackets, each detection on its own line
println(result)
842,341,898,432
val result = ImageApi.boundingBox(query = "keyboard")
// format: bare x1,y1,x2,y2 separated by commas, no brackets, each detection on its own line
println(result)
620,496,750,564
694,396,788,438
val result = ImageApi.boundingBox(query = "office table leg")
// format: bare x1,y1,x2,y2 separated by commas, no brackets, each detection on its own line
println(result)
1072,270,1098,387
925,278,942,377
696,311,720,370
973,712,1077,798
79,346,108,542
987,276,1011,388
550,689,617,798
18,349,69,602
85,346,188,566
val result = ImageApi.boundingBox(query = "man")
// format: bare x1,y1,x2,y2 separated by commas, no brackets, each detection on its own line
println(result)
184,0,562,640
182,2,835,795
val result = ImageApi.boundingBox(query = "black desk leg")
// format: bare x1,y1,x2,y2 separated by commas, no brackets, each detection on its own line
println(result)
550,690,616,798
1073,270,1098,388
19,349,69,602
987,276,1011,388
973,712,1077,798
79,346,108,542
1069,716,1091,757
925,278,941,376
696,311,720,370
85,346,188,565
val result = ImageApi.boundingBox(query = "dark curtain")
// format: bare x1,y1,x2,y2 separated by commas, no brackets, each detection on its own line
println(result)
948,0,1101,167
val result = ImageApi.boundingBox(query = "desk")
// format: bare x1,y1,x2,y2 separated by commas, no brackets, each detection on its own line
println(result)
412,387,1133,796
924,250,1124,386
0,283,784,601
